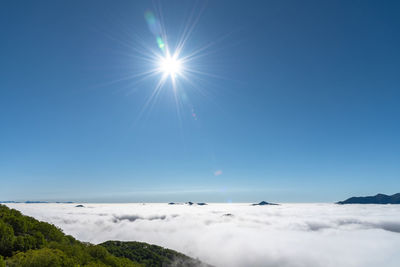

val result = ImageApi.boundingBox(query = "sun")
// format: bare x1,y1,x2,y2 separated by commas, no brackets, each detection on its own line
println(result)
158,53,183,79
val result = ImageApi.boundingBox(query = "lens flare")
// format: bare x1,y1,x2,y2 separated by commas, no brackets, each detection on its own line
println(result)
145,10,186,85
107,5,223,122
158,53,182,79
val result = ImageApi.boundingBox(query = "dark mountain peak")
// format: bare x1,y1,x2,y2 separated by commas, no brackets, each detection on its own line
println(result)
252,201,279,206
337,193,400,204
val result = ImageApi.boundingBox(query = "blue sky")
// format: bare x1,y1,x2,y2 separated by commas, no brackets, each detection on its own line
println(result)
1,0,399,202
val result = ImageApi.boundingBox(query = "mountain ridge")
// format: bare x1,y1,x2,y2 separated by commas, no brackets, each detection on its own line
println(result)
337,193,400,204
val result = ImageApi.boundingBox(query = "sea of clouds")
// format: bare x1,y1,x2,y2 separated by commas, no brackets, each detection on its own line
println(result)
6,203,400,267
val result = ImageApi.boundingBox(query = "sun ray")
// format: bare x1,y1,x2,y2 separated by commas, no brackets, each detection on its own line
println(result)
100,4,230,125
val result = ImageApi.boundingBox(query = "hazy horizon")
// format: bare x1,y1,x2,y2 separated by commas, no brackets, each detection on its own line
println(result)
3,192,400,204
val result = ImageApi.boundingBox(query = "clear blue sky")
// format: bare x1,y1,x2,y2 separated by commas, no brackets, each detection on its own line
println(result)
1,0,399,202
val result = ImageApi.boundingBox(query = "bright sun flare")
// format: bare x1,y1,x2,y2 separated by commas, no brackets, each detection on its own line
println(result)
159,53,183,78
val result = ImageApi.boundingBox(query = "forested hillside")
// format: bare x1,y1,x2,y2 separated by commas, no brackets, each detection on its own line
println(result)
0,205,209,267
0,204,141,266
101,241,211,267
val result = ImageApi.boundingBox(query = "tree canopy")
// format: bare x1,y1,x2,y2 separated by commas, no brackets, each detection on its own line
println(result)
0,204,140,267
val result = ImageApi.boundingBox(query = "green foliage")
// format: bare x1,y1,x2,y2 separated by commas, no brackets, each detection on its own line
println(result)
0,204,141,267
0,220,14,256
101,241,210,267
6,248,74,267
88,245,108,260
0,256,6,267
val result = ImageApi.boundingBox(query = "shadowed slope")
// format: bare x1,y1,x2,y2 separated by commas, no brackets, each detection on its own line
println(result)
101,241,213,267
337,193,400,204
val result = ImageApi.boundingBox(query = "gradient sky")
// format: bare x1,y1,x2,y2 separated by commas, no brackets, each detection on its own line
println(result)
1,0,399,202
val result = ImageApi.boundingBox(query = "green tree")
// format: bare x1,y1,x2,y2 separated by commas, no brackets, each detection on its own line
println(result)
88,245,108,260
0,256,6,267
4,215,27,235
7,248,74,267
0,220,14,256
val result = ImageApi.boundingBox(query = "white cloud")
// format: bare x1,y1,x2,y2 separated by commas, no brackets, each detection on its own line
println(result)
6,203,400,267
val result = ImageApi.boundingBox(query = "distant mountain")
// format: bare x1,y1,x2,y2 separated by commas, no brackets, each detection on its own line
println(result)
0,201,74,204
252,201,279,206
168,202,184,205
337,193,400,204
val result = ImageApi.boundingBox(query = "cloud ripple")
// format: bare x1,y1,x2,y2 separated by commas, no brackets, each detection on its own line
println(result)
5,203,400,267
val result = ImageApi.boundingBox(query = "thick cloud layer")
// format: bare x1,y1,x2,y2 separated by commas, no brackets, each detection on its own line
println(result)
6,203,400,267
